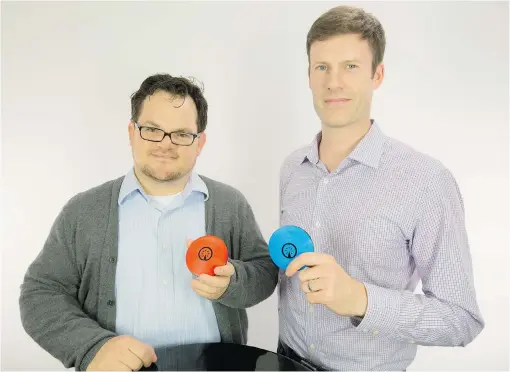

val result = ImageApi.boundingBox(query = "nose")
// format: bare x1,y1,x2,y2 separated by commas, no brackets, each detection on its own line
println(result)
325,67,346,91
161,133,176,147
155,134,178,151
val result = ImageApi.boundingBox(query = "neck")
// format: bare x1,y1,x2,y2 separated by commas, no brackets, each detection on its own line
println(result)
319,119,372,171
133,168,189,196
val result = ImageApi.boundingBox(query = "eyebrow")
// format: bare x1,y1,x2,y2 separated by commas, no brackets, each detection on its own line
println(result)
142,121,194,133
143,120,162,128
313,59,362,65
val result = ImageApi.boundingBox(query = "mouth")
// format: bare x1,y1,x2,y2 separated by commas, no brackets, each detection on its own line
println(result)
151,153,178,160
324,98,351,104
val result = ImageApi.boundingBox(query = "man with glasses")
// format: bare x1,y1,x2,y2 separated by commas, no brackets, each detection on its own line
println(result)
19,74,278,371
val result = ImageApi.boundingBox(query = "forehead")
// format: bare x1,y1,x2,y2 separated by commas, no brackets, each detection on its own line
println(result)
309,33,372,63
138,90,198,131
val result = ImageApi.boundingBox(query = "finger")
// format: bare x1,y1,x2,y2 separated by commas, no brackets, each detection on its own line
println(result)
214,262,235,277
120,349,144,371
191,278,221,295
198,274,229,289
297,265,327,283
301,277,328,293
128,340,156,367
192,286,216,299
113,360,133,371
87,353,133,371
186,239,193,249
286,253,335,277
305,291,324,304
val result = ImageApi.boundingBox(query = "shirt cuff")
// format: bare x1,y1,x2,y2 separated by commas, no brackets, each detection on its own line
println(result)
352,282,402,337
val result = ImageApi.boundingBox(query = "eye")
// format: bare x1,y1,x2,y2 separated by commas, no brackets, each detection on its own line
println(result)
315,65,327,71
346,64,358,69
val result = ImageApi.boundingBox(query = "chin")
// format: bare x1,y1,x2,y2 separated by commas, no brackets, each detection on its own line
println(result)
141,164,185,182
157,172,184,182
322,118,352,129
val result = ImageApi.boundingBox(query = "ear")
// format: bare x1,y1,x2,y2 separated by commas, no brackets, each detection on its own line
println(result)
308,65,312,89
128,121,135,146
372,63,385,90
196,132,207,156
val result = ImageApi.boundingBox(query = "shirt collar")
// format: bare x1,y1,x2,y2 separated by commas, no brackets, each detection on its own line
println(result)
118,168,209,205
189,172,209,201
303,120,386,169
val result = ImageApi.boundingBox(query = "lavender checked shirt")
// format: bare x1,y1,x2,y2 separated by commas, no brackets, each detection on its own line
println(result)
277,121,484,371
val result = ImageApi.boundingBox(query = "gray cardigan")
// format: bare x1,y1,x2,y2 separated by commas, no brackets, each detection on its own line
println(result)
19,175,279,370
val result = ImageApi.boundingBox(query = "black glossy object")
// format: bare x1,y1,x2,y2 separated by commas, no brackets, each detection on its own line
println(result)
140,342,312,371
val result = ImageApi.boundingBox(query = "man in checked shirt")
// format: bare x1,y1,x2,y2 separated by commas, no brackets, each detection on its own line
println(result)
277,5,485,371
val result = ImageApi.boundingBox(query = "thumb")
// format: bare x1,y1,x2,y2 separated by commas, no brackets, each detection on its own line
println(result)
214,262,235,277
186,239,193,249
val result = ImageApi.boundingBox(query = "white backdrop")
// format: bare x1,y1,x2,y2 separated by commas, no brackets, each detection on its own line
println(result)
1,1,508,370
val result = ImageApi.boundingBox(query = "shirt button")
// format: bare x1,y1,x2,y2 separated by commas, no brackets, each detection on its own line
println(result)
409,340,415,344
109,257,116,263
107,300,115,306
323,179,329,185
309,305,314,312
163,280,168,285
373,330,379,335
363,329,368,333
315,221,321,228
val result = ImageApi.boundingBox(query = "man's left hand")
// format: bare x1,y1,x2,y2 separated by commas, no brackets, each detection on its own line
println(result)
285,252,368,317
191,262,235,300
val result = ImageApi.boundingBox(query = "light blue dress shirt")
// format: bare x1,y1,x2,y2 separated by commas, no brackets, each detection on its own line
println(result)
114,168,221,347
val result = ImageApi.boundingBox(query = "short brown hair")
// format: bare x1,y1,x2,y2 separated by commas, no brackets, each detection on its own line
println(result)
306,5,386,75
130,74,208,133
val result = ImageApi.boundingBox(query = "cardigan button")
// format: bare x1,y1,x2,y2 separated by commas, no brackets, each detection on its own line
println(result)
107,300,115,306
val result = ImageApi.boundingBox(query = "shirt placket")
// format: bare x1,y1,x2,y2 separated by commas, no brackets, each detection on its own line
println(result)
306,170,329,360
155,205,174,316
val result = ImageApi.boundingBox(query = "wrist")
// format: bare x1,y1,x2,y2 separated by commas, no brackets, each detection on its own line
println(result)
351,280,368,317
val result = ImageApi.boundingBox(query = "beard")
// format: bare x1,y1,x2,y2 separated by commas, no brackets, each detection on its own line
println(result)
140,163,186,183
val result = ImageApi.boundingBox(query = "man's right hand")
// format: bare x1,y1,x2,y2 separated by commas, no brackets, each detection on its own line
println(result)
87,335,157,371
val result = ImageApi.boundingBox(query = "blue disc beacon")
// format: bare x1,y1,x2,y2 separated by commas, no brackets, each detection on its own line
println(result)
268,225,314,270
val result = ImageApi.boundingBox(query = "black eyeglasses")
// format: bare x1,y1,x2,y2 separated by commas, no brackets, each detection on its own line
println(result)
134,122,199,146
